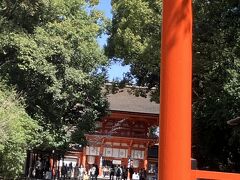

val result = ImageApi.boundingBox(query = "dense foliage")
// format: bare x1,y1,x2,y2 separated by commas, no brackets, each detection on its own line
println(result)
0,82,40,178
192,0,240,171
106,0,162,101
107,0,240,171
0,0,108,149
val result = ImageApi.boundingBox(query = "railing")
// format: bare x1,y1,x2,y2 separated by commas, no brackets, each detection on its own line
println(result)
192,170,240,180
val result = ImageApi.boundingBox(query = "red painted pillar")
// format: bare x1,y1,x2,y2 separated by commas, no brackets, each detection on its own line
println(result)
159,0,192,179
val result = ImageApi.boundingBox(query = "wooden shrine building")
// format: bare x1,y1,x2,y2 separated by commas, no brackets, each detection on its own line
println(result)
82,86,159,174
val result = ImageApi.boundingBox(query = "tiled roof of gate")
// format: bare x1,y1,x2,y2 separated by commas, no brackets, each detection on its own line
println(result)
106,86,159,114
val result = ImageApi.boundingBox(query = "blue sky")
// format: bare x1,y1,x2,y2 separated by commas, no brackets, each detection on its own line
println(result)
96,0,130,81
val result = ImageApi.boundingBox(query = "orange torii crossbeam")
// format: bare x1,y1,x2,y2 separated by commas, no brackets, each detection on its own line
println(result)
159,0,192,179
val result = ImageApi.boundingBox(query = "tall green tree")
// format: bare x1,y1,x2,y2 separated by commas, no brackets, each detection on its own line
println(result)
106,0,162,101
192,0,240,171
107,0,240,171
0,0,109,149
0,82,40,179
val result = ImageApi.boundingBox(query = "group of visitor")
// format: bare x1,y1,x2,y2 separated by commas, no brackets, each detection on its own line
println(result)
32,158,147,180
104,165,147,180
62,164,99,180
132,169,147,180
32,160,88,180
130,168,147,180
32,157,51,179
108,165,128,180
61,163,86,179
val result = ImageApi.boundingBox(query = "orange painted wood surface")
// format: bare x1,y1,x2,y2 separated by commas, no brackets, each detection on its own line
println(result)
192,170,240,180
159,0,192,179
101,111,158,138
160,0,240,180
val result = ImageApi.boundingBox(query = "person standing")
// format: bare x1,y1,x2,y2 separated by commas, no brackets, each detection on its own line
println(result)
143,169,147,180
94,165,99,180
116,165,122,180
103,166,107,177
79,165,85,180
90,165,96,180
35,157,43,179
122,166,127,180
109,165,115,180
61,164,67,179
129,166,134,180
69,162,73,178
74,164,80,179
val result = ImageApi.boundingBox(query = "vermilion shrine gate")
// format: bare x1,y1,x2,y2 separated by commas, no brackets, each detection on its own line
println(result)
160,0,240,179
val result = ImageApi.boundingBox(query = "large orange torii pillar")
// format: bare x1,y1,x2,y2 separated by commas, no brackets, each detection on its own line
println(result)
159,0,192,179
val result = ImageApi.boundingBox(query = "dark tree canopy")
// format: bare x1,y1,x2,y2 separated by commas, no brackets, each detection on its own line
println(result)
192,0,240,171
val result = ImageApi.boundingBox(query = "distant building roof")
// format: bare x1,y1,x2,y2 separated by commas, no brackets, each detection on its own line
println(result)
106,87,159,114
